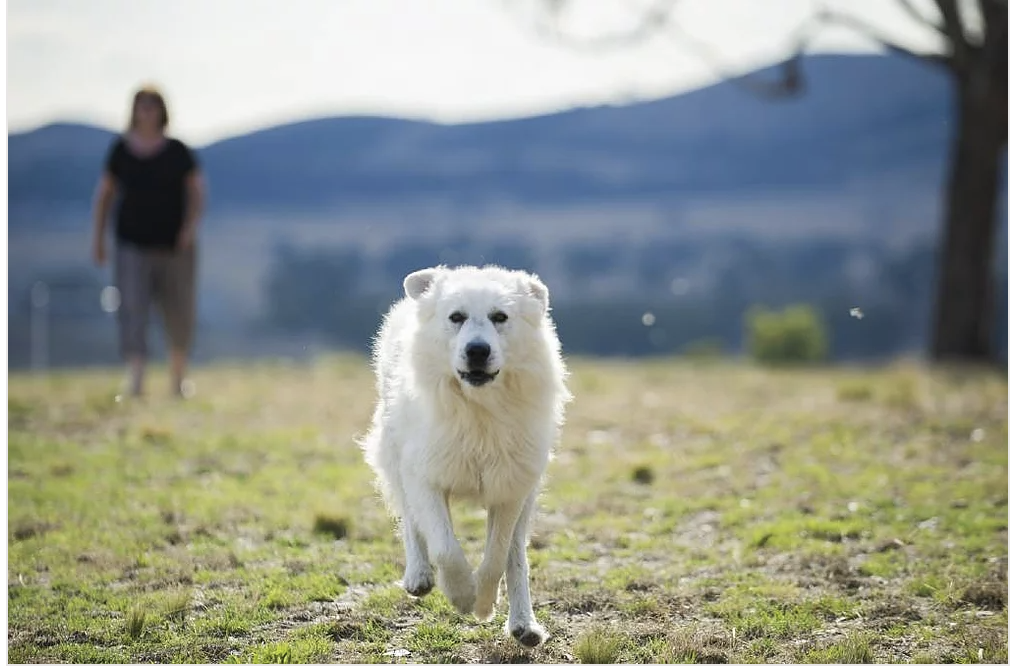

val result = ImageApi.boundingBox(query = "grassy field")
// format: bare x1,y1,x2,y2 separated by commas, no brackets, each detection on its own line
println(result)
7,356,1008,664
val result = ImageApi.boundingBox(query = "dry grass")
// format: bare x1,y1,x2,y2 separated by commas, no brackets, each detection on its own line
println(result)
7,355,1008,663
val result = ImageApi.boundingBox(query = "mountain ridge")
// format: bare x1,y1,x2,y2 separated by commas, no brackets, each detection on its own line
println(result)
9,53,954,220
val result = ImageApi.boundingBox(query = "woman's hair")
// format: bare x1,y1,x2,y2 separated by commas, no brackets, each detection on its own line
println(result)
129,85,170,131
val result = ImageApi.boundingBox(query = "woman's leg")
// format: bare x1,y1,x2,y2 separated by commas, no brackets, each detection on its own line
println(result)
158,246,197,397
169,348,189,397
114,242,152,396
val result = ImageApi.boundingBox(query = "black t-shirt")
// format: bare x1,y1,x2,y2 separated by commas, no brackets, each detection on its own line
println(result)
104,137,199,249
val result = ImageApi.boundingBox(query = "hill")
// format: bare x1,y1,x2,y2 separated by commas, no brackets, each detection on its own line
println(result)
9,54,952,221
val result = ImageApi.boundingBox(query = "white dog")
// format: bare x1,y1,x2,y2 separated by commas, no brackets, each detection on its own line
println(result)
359,264,570,647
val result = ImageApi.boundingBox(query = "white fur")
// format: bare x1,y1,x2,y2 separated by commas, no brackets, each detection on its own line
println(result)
360,264,570,647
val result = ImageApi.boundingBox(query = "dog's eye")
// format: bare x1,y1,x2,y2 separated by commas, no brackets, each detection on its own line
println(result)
448,311,467,324
489,311,508,324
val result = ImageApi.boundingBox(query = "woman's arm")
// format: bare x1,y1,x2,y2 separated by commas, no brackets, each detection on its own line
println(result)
178,171,205,250
92,173,118,266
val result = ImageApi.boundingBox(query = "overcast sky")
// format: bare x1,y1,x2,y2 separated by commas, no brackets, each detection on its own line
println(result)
6,0,945,145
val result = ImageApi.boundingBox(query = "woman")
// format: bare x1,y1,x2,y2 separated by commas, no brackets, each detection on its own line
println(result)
91,86,205,398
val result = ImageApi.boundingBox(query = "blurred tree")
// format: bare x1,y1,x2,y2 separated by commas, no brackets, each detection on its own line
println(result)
262,243,365,334
519,0,1006,363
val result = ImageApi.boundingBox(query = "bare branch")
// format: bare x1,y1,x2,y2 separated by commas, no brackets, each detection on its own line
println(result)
817,8,951,69
894,0,946,33
523,0,806,98
660,18,815,98
529,0,677,51
655,4,954,98
932,0,972,69
518,0,816,99
515,0,955,103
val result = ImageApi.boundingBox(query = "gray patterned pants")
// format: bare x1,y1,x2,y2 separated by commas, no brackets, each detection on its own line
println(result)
114,241,197,358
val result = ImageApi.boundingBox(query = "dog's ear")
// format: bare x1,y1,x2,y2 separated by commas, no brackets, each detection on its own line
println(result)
520,272,550,317
403,267,442,300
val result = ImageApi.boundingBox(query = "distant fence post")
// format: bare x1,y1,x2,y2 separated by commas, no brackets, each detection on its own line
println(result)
30,281,50,374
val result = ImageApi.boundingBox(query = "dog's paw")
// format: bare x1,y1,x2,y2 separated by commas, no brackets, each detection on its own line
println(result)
437,557,475,615
508,619,550,648
473,575,500,622
402,565,435,598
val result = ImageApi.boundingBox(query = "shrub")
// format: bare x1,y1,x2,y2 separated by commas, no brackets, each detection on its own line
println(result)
745,304,829,365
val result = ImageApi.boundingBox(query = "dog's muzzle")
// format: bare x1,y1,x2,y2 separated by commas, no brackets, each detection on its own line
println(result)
460,341,498,387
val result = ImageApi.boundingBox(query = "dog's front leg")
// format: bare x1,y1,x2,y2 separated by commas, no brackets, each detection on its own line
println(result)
474,498,525,621
504,492,549,647
401,476,475,614
401,519,434,597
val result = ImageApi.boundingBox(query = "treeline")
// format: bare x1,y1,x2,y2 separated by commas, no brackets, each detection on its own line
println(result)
258,238,982,360
10,236,1004,367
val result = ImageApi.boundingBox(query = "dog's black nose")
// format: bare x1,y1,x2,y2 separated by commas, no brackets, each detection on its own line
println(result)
465,341,491,367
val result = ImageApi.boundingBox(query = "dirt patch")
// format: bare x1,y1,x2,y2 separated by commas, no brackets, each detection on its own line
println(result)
959,581,1008,610
10,520,56,542
863,596,925,629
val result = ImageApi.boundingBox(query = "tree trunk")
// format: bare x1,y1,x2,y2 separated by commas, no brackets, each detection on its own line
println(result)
929,75,1006,363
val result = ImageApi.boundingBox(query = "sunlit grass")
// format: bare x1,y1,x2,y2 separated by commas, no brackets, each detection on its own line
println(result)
7,356,1007,663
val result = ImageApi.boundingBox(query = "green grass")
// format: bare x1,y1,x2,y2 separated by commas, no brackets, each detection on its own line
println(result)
8,356,1008,663
573,627,630,663
803,633,874,663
